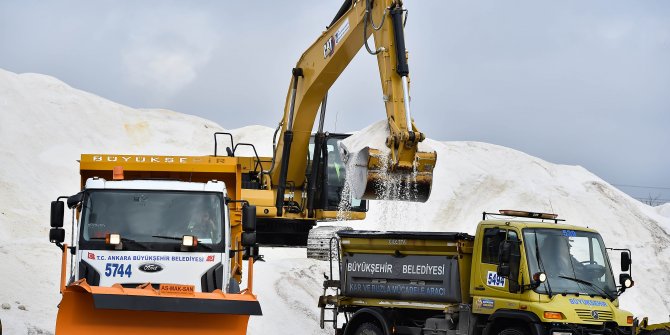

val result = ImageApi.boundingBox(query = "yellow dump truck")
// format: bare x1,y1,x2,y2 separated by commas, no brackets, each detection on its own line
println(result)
319,210,637,335
48,154,261,334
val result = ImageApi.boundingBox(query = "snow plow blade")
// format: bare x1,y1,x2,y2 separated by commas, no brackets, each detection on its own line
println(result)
343,147,436,203
55,281,261,335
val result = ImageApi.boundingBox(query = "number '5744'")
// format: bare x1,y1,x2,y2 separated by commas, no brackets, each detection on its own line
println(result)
104,263,132,277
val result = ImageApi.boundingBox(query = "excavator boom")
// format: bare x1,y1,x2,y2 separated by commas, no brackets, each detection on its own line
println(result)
270,0,437,210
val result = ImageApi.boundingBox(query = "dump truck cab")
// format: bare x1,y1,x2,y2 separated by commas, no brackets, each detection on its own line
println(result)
48,154,261,335
319,210,635,335
74,177,234,293
471,212,634,335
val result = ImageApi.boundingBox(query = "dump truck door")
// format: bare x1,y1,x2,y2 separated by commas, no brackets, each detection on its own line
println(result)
472,227,522,314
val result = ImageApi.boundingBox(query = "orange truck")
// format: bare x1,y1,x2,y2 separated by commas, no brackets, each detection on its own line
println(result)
48,154,261,334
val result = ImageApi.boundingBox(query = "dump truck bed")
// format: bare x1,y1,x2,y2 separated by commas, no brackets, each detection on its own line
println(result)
335,230,474,309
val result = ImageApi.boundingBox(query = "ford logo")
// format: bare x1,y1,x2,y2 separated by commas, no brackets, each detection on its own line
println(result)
138,263,164,273
591,310,599,320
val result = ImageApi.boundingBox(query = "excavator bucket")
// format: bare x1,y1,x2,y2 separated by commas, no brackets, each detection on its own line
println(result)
55,281,261,335
343,146,436,203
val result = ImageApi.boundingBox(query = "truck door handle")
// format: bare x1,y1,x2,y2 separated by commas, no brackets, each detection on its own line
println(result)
475,286,485,291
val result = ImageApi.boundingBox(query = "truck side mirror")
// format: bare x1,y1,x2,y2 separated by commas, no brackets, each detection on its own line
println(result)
50,201,65,228
67,192,84,209
242,232,257,247
242,205,257,232
497,264,511,277
49,228,65,244
621,251,631,272
499,241,512,263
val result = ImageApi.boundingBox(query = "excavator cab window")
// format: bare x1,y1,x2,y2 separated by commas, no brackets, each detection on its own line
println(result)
308,134,366,212
325,138,345,208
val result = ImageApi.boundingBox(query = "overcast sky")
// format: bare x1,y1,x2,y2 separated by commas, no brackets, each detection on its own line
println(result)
1,1,669,204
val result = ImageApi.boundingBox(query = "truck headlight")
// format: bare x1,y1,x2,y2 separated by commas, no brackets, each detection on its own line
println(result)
623,278,633,288
620,274,634,288
533,272,547,283
105,233,121,246
182,235,198,247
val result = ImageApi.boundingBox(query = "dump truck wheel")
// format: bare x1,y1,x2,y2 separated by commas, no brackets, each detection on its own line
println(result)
497,326,529,335
649,330,670,335
307,226,352,260
353,322,384,335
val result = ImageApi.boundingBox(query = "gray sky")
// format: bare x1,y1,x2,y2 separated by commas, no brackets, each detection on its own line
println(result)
1,1,669,204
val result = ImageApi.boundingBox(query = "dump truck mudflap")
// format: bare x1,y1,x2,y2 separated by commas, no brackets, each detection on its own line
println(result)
55,281,261,335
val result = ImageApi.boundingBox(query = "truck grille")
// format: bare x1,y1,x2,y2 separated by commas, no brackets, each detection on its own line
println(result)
575,309,613,322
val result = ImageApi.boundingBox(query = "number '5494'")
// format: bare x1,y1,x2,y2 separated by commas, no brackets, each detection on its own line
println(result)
104,263,132,277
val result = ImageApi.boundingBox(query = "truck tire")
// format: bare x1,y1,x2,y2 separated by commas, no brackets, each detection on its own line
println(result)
648,330,670,335
353,322,384,335
497,327,529,335
307,226,352,260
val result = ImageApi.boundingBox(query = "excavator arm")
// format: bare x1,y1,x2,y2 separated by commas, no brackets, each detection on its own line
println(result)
270,0,437,214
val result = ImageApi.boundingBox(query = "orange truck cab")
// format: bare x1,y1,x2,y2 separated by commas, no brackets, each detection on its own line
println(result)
48,154,261,335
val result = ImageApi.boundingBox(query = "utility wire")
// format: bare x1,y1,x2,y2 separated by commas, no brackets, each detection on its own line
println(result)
612,184,670,190
633,197,670,202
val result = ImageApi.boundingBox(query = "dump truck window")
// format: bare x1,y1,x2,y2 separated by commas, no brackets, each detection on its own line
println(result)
482,228,507,264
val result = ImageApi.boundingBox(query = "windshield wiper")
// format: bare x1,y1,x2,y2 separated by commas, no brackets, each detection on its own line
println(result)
151,235,213,251
90,237,150,250
558,275,616,301
128,238,152,250
196,244,212,251
151,235,182,241
534,233,553,297
122,238,150,250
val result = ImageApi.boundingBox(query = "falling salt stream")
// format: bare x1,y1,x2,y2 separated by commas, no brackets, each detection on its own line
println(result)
336,160,355,222
337,152,421,230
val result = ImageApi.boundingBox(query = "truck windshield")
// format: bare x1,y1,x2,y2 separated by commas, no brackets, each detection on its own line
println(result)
523,228,616,297
80,190,224,246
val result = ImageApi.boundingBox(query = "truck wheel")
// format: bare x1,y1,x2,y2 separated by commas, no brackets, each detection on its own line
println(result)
497,327,529,335
649,330,670,335
354,322,383,335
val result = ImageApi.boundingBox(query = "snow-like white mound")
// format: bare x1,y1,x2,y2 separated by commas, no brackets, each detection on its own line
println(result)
0,68,668,333
657,203,670,218
340,120,434,155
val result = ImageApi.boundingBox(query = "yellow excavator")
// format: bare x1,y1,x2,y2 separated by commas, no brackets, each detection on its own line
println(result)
224,0,437,246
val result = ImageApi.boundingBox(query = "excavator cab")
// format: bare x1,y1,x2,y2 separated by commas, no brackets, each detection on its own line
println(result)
307,133,367,213
255,133,367,248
